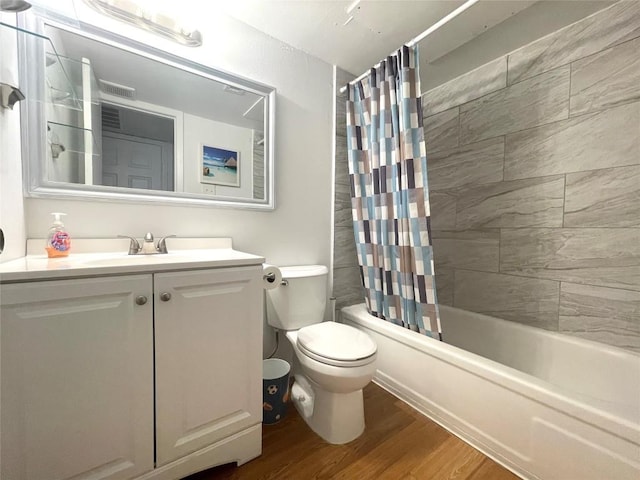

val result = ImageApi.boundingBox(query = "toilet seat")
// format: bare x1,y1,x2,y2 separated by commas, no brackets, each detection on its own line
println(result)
296,322,377,367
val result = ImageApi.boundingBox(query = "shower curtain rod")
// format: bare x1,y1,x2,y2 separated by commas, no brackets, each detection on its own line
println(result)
338,0,479,94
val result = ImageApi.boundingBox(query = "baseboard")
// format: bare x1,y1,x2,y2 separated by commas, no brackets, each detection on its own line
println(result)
135,424,262,479
372,373,536,480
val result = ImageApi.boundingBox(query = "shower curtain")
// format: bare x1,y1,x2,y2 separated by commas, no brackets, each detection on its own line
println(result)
346,45,441,339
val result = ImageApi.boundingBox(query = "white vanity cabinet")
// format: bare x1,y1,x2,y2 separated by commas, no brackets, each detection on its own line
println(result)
0,274,155,480
0,264,263,480
154,267,262,466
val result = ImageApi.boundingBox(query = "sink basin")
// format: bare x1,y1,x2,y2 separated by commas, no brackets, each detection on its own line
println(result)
0,238,264,283
82,254,197,267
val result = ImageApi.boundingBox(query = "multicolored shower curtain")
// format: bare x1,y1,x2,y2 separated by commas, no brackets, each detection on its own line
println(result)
346,45,441,339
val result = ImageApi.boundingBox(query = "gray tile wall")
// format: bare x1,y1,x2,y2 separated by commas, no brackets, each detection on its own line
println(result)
422,2,640,352
333,68,364,314
332,3,640,351
506,0,640,85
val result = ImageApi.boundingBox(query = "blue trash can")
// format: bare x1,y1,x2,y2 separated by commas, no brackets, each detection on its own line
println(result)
262,358,290,424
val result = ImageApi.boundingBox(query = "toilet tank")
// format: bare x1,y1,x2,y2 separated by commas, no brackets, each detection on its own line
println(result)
266,265,328,330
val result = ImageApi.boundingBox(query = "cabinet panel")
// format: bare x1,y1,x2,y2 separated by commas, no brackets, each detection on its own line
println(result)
0,275,154,480
154,266,262,466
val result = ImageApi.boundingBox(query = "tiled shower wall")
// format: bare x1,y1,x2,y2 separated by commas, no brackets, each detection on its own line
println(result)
333,1,640,352
426,1,640,352
333,67,363,313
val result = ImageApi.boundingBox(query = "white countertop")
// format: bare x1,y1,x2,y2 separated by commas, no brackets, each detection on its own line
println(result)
0,238,265,282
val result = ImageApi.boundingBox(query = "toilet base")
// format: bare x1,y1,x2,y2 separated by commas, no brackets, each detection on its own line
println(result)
293,377,365,444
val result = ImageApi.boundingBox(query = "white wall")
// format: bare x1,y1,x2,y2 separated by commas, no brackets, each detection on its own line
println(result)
183,113,253,199
0,13,26,262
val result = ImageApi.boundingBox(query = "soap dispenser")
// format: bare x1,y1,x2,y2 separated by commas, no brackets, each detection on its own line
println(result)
45,212,71,258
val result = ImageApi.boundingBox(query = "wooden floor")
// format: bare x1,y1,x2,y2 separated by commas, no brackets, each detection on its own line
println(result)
185,383,519,480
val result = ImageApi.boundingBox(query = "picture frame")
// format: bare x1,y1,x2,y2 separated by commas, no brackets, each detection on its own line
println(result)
201,144,240,187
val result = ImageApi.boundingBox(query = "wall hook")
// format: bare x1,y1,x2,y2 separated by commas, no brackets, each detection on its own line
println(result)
50,142,66,159
0,83,25,109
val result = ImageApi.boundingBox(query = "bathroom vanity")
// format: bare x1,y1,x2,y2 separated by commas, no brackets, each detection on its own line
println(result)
0,238,264,480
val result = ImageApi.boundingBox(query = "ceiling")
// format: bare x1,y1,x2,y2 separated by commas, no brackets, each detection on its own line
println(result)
218,0,534,76
215,0,613,89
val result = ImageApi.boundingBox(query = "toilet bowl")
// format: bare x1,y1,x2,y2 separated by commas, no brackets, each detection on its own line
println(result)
266,265,377,444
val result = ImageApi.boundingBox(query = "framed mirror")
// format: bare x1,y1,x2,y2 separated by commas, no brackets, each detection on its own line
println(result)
16,10,275,209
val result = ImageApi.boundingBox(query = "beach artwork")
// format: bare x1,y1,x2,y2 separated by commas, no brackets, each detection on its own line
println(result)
201,145,239,187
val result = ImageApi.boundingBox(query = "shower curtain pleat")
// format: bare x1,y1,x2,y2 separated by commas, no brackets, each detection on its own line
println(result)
346,45,441,338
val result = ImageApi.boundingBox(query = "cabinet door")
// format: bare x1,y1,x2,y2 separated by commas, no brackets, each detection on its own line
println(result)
0,275,154,480
154,266,262,466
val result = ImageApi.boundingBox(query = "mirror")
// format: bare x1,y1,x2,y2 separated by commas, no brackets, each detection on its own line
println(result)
16,11,275,209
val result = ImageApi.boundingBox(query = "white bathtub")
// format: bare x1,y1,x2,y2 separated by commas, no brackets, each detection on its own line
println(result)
342,303,640,480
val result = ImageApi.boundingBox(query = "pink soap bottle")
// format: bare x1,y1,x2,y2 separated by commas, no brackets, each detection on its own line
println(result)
45,212,71,258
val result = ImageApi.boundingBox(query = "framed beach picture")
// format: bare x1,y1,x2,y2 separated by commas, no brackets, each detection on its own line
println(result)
201,144,240,187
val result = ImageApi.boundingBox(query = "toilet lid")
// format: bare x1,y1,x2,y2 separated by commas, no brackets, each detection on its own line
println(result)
297,322,377,365
280,265,328,278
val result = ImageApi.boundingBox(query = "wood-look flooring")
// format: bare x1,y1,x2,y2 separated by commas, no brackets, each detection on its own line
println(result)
185,383,519,480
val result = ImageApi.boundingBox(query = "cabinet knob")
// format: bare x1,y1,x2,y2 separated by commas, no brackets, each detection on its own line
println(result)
135,295,148,306
160,292,172,302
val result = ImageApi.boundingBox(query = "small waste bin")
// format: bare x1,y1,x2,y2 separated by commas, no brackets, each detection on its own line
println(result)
262,358,290,424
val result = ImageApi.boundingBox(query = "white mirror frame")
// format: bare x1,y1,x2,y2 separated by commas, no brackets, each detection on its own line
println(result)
18,12,276,210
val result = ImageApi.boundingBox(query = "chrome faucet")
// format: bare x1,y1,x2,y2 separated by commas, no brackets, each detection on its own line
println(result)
156,234,176,254
117,235,141,255
140,232,157,254
118,233,177,255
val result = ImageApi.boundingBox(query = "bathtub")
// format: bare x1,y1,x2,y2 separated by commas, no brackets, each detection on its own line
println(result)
342,303,640,480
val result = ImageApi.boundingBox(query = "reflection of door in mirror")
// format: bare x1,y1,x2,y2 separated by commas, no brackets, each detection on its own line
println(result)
101,104,174,191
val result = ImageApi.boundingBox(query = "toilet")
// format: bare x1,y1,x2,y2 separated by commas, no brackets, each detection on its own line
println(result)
266,265,377,444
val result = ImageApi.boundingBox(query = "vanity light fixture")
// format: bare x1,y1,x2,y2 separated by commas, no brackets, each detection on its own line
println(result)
83,0,203,47
0,0,32,12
